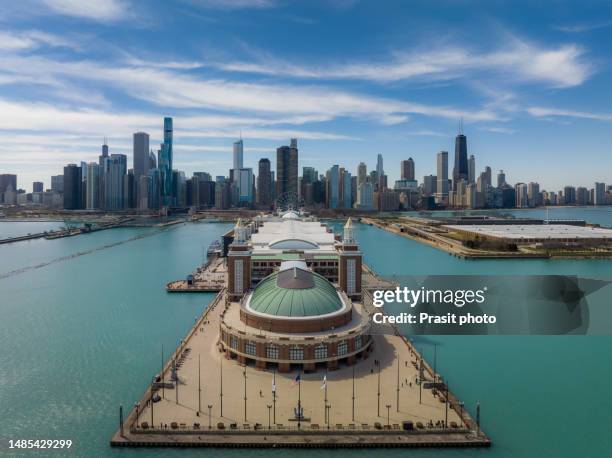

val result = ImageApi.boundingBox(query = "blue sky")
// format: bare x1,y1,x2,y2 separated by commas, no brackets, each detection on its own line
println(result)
1,0,611,192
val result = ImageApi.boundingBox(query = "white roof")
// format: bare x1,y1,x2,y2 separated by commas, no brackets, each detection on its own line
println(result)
444,224,612,240
279,260,309,271
252,219,336,254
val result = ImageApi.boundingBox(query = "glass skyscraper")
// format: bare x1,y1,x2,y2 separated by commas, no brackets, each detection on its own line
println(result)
453,130,468,191
158,117,173,206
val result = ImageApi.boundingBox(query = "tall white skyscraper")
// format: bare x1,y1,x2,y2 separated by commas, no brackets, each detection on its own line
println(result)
436,151,448,204
233,139,244,170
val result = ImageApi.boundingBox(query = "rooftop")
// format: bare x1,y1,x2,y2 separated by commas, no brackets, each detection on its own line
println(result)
246,267,345,318
251,219,336,254
444,224,612,240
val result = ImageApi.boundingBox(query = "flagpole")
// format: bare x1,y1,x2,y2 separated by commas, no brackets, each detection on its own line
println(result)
161,344,165,399
198,354,201,414
396,353,400,412
297,371,302,430
220,354,223,417
351,364,355,421
419,352,423,405
243,364,247,422
377,360,381,416
272,370,276,425
324,369,328,424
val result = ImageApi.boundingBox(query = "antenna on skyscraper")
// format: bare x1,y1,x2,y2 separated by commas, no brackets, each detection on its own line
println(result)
459,117,464,135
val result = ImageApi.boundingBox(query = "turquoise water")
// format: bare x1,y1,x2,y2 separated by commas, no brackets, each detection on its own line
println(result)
1,211,611,457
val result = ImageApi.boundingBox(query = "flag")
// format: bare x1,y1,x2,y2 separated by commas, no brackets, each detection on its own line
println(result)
292,373,301,387
272,371,276,393
320,374,327,390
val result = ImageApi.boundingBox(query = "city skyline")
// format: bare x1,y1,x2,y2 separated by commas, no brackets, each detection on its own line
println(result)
1,1,612,190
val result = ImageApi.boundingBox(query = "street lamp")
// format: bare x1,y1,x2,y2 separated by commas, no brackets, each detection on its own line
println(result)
267,404,272,429
326,404,331,430
208,405,213,430
385,404,391,428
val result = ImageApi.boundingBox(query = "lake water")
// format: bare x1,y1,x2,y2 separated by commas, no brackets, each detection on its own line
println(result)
0,209,610,457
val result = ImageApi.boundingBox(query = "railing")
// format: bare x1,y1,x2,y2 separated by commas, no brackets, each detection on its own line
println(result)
132,423,471,435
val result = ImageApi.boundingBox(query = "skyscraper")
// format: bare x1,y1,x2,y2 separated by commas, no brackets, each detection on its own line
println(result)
51,175,63,193
342,169,352,208
468,155,475,184
138,175,150,211
357,182,373,209
33,182,43,193
453,127,468,192
497,170,506,188
326,165,340,209
158,117,173,206
86,163,100,210
235,168,254,207
376,154,384,178
423,175,437,196
276,141,298,204
233,139,244,170
63,164,82,210
256,158,271,207
133,132,150,183
527,182,540,207
436,151,449,204
515,183,528,208
401,158,415,181
357,162,367,187
594,182,606,205
0,174,17,194
105,154,127,210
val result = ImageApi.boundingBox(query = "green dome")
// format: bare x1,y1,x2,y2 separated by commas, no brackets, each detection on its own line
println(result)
248,268,344,317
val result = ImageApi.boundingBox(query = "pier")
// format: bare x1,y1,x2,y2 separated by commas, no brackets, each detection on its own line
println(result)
111,264,490,449
166,257,226,292
363,216,549,259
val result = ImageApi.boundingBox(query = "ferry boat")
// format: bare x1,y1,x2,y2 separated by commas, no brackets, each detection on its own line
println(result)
206,239,222,260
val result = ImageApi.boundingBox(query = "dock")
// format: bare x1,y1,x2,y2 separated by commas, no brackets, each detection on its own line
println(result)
166,257,226,292
362,216,549,259
111,265,491,449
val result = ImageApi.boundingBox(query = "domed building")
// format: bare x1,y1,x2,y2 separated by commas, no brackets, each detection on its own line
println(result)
220,212,370,372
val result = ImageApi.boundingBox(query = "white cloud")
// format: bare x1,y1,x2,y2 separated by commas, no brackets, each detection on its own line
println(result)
527,106,612,122
0,30,78,51
0,53,500,123
211,38,592,88
553,20,612,33
183,0,277,10
40,0,127,21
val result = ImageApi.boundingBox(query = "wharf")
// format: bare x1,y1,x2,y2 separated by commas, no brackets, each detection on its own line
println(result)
112,265,491,449
0,218,134,244
362,217,549,259
166,257,226,292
